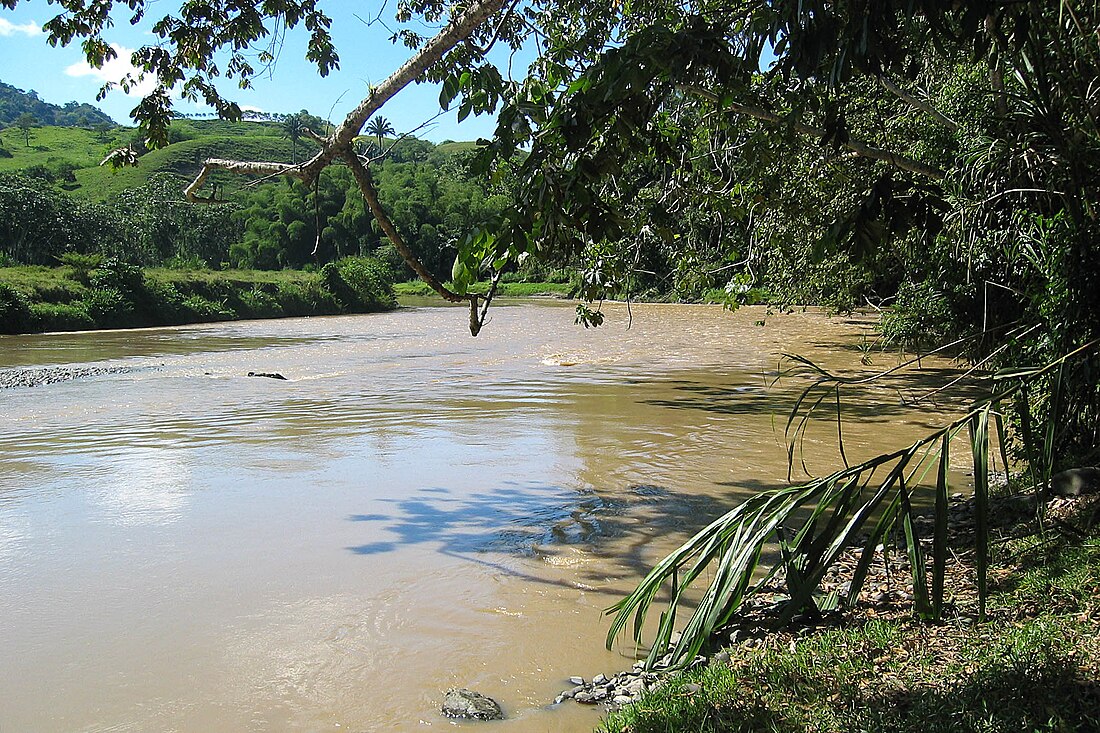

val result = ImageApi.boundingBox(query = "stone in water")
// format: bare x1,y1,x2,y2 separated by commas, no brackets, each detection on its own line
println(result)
441,688,504,720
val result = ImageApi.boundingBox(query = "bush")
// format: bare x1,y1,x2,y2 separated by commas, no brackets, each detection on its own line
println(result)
321,257,396,311
237,286,281,319
81,286,136,326
180,294,235,322
0,282,32,333
89,258,145,295
275,280,340,316
879,280,953,349
30,302,94,331
59,252,104,285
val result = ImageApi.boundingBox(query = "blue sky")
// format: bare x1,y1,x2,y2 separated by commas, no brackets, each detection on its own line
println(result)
0,1,525,141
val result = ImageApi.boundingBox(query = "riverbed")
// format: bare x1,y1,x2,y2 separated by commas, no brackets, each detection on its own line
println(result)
0,300,972,732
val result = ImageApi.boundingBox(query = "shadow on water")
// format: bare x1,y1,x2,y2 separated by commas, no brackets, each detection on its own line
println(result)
641,366,987,424
346,479,785,593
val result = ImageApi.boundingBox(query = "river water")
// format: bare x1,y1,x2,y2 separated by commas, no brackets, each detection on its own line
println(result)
0,300,971,732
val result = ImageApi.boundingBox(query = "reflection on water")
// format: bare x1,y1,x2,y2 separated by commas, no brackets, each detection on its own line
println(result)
0,302,975,732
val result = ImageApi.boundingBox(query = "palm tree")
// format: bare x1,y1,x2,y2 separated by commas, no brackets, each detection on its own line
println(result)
281,113,305,162
366,116,395,150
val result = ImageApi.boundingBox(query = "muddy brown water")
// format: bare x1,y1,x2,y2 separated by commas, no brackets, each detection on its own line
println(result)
0,301,975,732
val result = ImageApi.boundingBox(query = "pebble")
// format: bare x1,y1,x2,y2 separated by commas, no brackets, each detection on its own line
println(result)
0,364,134,389
568,676,584,686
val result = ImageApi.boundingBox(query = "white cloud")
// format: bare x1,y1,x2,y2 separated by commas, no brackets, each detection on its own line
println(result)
0,17,42,36
64,42,161,97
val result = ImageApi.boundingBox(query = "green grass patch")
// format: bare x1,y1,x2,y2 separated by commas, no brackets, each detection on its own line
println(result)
0,125,128,175
0,121,315,201
602,523,1100,733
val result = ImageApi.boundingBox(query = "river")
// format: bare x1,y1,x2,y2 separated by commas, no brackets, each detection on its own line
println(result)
0,300,971,732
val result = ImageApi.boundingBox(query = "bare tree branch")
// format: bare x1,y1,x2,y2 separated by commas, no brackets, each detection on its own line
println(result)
880,76,960,131
184,0,507,202
683,86,946,180
341,148,491,336
184,159,306,203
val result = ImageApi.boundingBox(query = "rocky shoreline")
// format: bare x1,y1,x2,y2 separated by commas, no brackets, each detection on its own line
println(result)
0,364,137,389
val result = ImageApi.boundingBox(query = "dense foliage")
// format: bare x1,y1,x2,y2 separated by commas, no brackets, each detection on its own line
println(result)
0,256,395,334
0,172,241,266
0,134,510,285
230,138,511,275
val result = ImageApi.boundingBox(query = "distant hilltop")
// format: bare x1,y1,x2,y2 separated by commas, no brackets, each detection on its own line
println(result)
0,81,115,128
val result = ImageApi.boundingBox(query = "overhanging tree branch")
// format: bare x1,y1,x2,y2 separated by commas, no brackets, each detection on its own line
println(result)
183,0,507,202
341,148,490,336
879,76,960,131
683,85,946,180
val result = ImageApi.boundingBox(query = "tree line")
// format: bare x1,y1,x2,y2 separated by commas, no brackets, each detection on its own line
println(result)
0,135,511,282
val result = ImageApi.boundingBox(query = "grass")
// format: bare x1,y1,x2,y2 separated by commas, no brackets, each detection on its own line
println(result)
600,502,1100,733
393,279,573,298
0,262,394,333
75,133,313,201
0,121,316,200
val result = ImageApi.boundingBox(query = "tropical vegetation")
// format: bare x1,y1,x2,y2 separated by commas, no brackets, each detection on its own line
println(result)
2,1,1099,722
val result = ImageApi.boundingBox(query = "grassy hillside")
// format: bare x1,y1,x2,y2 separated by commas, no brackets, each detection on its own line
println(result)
76,133,318,200
0,120,321,201
0,125,129,175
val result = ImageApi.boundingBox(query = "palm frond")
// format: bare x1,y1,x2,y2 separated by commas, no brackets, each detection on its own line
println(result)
606,340,1099,669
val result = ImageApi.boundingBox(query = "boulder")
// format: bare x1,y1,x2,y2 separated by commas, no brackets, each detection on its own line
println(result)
441,688,504,720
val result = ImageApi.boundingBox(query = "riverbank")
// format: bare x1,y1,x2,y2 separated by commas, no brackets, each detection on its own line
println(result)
596,490,1100,732
392,279,574,298
0,259,396,334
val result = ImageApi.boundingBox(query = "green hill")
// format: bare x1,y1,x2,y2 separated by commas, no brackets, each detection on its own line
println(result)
0,81,115,128
0,118,321,201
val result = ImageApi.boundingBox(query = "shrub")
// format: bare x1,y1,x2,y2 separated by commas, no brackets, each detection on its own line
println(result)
81,286,135,326
180,294,235,322
89,259,145,295
322,256,396,311
880,280,953,349
237,287,281,319
0,282,32,333
59,252,104,285
275,280,339,316
30,302,94,331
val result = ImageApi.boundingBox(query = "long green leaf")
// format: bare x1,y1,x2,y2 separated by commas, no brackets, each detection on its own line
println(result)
898,475,932,618
970,408,990,620
932,432,951,619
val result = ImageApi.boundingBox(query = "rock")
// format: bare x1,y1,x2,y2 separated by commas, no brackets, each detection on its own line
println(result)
683,683,702,695
247,371,287,380
568,675,585,686
1051,467,1100,496
441,688,504,720
592,673,607,685
574,692,599,705
613,695,633,706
